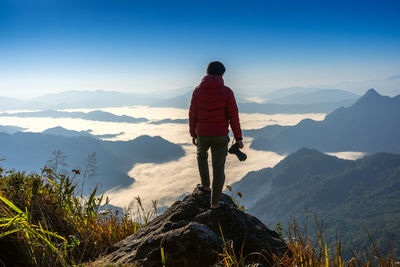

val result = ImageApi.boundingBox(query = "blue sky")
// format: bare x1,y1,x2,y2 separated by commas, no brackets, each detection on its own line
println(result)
0,0,399,98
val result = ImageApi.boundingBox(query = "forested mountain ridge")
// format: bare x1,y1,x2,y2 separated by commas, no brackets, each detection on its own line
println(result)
250,89,400,153
0,132,184,194
231,148,400,258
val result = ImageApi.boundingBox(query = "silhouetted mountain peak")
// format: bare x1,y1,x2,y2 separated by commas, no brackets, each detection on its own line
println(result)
357,88,381,102
351,88,386,107
365,88,380,96
274,148,329,171
250,90,400,154
46,126,70,131
290,147,324,157
42,126,93,138
0,125,25,134
275,148,335,168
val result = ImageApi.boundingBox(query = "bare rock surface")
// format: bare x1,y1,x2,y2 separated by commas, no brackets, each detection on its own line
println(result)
99,188,288,266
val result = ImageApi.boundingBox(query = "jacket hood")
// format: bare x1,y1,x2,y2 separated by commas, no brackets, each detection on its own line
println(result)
198,74,224,89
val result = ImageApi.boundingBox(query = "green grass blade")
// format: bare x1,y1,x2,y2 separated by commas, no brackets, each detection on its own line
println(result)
160,247,166,267
37,228,67,242
0,228,23,238
325,240,329,267
0,195,27,219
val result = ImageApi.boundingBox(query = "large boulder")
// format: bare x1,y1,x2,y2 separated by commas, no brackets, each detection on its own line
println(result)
99,188,288,266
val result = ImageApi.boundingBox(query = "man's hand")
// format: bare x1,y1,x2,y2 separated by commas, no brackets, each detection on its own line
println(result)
237,140,244,149
192,137,198,146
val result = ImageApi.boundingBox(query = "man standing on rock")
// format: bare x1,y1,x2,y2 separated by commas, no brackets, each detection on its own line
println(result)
189,61,243,209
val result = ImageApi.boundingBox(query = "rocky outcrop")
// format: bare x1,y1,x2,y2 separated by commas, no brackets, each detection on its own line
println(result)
99,188,288,266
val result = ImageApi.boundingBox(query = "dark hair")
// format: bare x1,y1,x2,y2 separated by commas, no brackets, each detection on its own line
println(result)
207,61,225,76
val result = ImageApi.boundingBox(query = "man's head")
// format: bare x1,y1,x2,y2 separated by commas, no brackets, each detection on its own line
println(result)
207,61,225,76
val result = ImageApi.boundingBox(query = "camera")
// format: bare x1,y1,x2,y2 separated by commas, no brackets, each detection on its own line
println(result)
228,142,247,161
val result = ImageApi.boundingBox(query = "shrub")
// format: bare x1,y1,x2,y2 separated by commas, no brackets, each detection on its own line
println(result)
0,167,140,266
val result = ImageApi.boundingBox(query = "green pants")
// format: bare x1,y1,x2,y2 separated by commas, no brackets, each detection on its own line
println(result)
197,135,229,205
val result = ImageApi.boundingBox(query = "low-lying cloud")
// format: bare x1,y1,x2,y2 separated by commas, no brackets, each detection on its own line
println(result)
0,106,330,210
105,139,285,210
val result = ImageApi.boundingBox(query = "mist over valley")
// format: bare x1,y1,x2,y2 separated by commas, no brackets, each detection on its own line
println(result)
2,88,398,210
0,103,327,208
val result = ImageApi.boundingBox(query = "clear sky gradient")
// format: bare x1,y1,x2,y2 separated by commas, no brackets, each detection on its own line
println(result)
1,0,399,98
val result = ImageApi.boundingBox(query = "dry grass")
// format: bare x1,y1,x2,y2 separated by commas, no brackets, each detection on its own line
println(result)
0,167,153,266
217,214,400,267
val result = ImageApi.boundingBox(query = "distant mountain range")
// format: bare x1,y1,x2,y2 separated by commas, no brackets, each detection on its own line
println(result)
0,90,161,111
0,110,148,123
0,125,26,134
316,75,400,97
231,148,400,258
150,119,188,125
0,124,124,139
249,89,400,154
26,90,160,109
0,89,192,111
1,74,398,111
152,88,358,114
265,89,358,105
0,109,189,126
0,132,184,194
254,75,400,98
153,90,192,108
42,126,124,139
238,99,356,114
1,87,359,114
262,87,347,99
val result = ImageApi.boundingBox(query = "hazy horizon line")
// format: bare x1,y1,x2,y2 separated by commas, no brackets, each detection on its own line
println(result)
1,74,399,100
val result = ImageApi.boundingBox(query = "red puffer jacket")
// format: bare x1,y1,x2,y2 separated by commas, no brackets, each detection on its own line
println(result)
189,74,242,139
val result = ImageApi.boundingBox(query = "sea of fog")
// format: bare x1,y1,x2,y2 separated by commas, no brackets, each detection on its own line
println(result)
0,106,364,210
